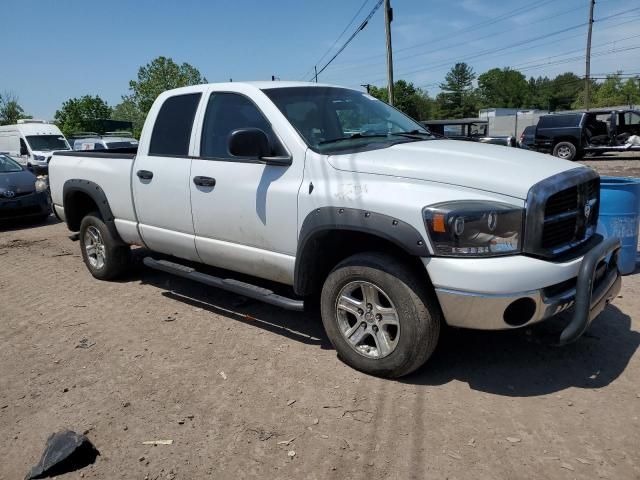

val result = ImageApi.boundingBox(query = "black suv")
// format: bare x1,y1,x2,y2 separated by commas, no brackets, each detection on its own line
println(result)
534,109,640,160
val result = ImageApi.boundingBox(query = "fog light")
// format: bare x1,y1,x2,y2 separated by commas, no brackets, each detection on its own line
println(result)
503,298,536,326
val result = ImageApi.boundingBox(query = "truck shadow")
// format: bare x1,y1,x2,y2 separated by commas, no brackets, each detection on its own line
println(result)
132,250,331,349
403,304,639,397
131,250,638,397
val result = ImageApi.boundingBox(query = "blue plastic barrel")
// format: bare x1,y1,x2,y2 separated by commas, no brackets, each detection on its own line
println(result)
597,176,640,275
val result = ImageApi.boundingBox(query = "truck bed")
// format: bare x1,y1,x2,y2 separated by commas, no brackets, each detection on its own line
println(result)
49,150,138,230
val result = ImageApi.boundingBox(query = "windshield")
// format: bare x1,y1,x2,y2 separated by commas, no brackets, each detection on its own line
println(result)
25,135,70,151
0,154,23,172
262,87,433,153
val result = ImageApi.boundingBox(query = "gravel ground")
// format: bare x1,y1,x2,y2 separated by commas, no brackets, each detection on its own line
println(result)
581,151,640,177
1,157,639,480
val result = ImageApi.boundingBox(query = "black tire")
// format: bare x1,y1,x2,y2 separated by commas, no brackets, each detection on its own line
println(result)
320,252,440,378
552,141,578,161
79,213,130,280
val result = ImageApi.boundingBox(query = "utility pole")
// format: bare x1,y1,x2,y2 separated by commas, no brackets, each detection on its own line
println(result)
361,83,372,93
384,0,394,106
314,66,318,83
585,0,595,110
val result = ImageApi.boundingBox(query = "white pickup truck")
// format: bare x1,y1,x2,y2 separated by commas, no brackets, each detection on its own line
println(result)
50,82,621,378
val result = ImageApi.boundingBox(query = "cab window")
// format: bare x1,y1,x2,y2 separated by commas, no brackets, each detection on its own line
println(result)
149,93,202,156
200,93,283,159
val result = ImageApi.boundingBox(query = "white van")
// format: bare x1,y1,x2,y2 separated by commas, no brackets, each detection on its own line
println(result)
0,120,71,172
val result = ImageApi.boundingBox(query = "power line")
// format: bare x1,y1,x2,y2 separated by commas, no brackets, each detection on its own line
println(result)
394,22,589,80
332,0,560,68
328,3,640,88
359,11,640,86
393,7,639,80
328,1,640,78
517,44,640,73
510,32,640,69
310,0,384,81
299,0,371,80
328,2,586,75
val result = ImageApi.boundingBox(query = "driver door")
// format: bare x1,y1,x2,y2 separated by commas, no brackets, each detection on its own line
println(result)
189,88,305,284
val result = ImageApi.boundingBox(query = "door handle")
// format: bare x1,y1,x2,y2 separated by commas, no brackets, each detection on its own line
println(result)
193,176,216,187
136,170,154,180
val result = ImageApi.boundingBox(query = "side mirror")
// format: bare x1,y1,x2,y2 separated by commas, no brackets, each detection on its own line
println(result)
20,145,28,156
228,128,270,158
228,128,291,166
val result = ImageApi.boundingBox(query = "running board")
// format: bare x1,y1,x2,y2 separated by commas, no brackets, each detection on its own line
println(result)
143,257,304,311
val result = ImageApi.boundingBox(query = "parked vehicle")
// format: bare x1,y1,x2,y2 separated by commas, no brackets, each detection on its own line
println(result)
0,153,50,222
50,82,621,378
518,125,536,149
71,132,139,152
0,120,71,173
421,118,516,147
535,109,640,160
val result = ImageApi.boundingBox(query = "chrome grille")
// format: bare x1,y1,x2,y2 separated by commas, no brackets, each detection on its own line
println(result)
542,178,599,250
524,169,600,258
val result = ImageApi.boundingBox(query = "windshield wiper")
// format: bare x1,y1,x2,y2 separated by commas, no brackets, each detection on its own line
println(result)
318,133,389,145
390,130,432,139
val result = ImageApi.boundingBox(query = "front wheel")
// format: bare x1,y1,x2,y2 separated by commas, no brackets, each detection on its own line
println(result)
553,141,578,161
320,252,440,378
79,213,131,280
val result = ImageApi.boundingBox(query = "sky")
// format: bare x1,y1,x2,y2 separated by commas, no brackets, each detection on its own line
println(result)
3,0,640,119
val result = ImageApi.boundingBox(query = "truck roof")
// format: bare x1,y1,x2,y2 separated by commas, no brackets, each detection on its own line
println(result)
216,81,346,89
161,81,358,98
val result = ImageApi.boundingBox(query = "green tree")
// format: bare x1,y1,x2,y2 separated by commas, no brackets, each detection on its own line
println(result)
524,76,552,110
548,72,582,111
477,68,528,108
127,56,207,115
369,80,432,121
54,95,112,136
620,76,640,106
111,97,146,138
0,92,30,125
437,62,477,118
587,73,640,107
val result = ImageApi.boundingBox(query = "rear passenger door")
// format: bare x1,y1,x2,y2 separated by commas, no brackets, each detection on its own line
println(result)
133,91,203,261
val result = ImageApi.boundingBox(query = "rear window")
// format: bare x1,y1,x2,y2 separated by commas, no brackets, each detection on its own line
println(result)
149,93,202,156
538,114,580,129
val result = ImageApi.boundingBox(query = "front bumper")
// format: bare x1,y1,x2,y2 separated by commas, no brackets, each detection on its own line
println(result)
0,191,50,220
428,237,621,343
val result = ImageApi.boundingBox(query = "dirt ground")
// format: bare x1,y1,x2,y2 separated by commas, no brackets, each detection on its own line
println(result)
1,157,639,480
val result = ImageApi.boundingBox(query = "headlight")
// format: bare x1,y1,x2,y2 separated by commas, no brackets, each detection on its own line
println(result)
33,155,46,161
423,201,523,257
35,177,48,193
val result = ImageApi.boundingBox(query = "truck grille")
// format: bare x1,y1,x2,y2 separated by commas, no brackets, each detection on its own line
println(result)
542,179,598,249
525,169,600,258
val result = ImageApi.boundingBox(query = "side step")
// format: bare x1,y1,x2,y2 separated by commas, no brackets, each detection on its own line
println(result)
143,257,304,311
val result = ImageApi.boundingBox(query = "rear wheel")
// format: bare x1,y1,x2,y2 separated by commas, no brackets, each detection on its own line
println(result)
79,213,130,280
553,141,578,161
320,252,440,378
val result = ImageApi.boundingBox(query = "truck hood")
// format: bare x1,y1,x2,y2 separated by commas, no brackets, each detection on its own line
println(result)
327,139,580,199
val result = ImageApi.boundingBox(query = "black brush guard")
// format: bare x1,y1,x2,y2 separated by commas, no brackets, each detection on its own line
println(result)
559,236,622,344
